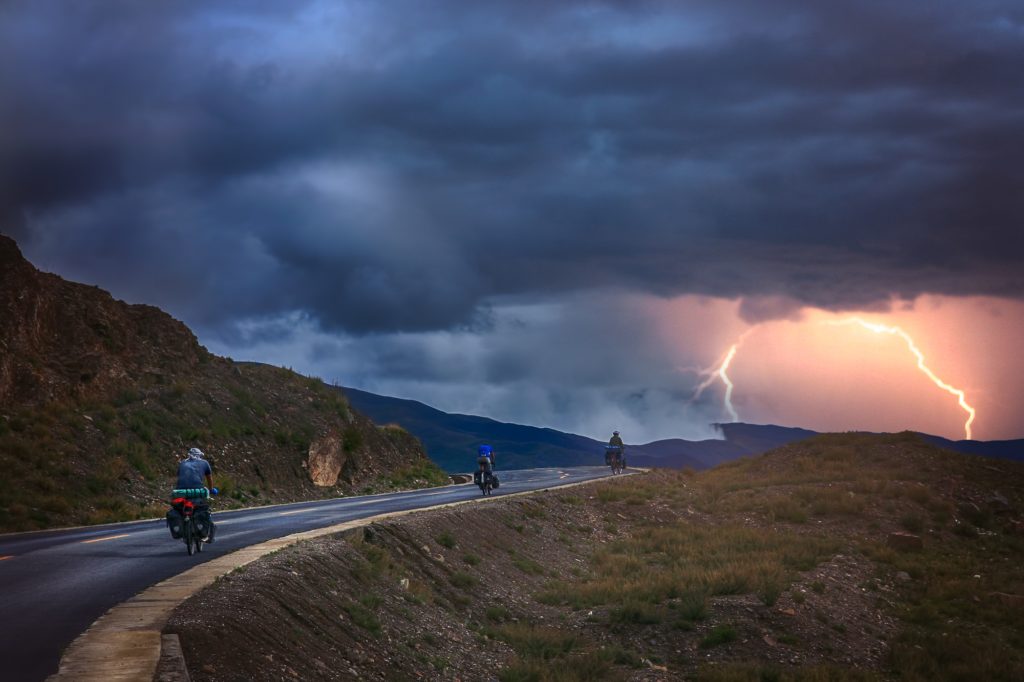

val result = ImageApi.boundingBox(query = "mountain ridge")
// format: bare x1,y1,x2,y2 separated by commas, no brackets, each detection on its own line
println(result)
341,385,1024,471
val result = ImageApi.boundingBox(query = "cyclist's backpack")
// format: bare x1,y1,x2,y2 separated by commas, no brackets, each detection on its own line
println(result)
166,507,184,539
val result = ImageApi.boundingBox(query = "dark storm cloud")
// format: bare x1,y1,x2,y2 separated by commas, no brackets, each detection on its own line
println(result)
3,0,1024,335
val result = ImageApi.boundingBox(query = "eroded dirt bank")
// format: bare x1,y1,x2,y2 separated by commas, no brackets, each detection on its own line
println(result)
167,434,1024,681
166,470,914,680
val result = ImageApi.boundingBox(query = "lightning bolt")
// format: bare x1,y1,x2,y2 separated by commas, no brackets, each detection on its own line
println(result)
829,317,976,440
685,332,749,422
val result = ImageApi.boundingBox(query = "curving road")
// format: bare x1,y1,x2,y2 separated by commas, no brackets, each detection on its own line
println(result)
0,466,623,681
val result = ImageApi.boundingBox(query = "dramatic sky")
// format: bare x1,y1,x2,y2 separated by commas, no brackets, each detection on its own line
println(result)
3,1,1023,442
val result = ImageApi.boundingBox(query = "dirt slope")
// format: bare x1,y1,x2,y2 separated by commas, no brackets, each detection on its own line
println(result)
167,433,1024,681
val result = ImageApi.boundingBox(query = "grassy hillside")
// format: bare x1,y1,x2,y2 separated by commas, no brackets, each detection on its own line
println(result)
0,361,447,532
0,235,446,533
169,432,1024,681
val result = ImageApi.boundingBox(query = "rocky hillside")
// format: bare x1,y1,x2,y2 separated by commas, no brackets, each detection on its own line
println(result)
167,433,1024,681
0,234,446,533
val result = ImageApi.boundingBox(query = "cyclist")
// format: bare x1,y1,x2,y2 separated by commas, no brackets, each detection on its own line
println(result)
175,447,218,542
607,431,625,469
476,444,495,484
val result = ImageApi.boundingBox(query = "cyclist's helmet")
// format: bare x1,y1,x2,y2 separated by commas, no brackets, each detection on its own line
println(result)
478,445,493,456
188,447,205,460
613,431,619,436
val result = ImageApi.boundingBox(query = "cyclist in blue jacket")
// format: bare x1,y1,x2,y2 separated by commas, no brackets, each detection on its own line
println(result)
175,447,218,542
476,444,495,484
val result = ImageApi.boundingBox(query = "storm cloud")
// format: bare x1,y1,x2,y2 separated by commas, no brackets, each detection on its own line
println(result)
3,1,1023,439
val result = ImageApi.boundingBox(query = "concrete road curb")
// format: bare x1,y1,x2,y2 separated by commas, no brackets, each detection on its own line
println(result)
46,473,635,681
153,635,190,682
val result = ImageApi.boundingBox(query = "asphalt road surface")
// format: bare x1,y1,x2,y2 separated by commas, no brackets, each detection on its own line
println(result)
0,466,624,681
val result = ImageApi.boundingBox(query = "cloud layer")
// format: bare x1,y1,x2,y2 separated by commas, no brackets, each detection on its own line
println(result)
3,1,1023,439
5,1,1024,328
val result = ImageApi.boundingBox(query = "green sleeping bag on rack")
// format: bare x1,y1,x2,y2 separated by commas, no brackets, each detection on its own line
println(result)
172,487,210,499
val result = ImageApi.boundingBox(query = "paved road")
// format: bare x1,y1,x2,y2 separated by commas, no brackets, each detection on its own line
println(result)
0,466,623,681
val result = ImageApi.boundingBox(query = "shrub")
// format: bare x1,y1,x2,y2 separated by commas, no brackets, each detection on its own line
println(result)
489,623,577,661
485,605,510,622
388,460,449,489
900,514,925,533
676,589,709,621
767,497,808,523
342,426,364,453
512,557,545,575
450,572,477,589
700,624,738,649
342,601,381,635
609,602,662,625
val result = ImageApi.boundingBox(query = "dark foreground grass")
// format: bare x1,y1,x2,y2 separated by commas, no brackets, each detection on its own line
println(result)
533,432,1024,681
862,530,1024,681
488,623,628,682
749,436,1024,681
696,663,878,681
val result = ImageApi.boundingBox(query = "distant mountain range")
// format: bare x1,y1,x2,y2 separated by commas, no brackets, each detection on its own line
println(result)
341,386,1024,472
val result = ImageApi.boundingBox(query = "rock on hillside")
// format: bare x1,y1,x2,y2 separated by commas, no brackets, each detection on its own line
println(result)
0,234,446,532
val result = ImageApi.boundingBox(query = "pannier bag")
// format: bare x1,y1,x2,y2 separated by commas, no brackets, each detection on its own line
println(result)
194,509,213,538
474,471,482,485
491,475,500,489
166,507,184,539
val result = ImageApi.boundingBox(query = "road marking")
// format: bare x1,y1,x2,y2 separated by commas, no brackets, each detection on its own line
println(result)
80,534,130,544
278,509,315,516
0,555,13,561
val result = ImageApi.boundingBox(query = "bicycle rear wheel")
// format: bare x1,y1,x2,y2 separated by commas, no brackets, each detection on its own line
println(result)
184,519,195,555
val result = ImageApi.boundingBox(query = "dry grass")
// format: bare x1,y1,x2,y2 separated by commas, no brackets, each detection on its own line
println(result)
537,432,1024,680
538,510,838,618
696,663,878,681
488,623,627,682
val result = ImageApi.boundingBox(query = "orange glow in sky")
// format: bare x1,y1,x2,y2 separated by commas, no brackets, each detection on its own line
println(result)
827,318,976,439
659,294,1022,441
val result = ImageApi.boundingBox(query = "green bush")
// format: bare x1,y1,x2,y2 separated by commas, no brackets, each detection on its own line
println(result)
450,572,477,589
700,624,738,649
342,427,364,453
342,601,381,635
609,601,662,625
